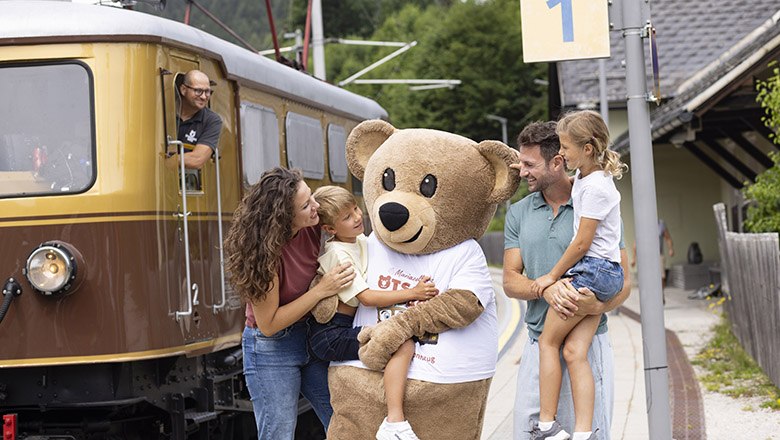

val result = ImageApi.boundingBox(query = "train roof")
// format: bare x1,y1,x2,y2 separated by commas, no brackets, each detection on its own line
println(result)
0,1,388,121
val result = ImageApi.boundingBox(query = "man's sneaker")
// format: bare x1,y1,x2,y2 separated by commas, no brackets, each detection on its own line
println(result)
529,420,570,440
584,428,599,440
376,418,420,440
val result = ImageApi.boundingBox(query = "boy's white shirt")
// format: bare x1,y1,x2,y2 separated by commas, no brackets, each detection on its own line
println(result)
332,233,498,384
572,169,622,263
317,234,369,307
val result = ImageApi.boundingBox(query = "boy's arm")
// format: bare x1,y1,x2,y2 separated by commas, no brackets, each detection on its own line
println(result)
356,276,437,307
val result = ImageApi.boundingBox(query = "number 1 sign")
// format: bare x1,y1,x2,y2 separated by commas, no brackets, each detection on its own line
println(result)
520,0,611,63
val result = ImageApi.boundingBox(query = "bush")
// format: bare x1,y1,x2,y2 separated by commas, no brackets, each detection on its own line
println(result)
744,62,780,234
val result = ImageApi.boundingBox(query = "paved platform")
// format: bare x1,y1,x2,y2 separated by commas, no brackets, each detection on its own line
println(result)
483,268,711,440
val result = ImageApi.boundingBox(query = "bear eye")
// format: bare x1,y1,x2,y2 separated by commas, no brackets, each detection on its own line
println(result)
382,168,396,191
420,174,437,198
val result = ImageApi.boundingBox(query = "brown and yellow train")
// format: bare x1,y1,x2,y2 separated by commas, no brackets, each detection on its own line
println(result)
0,1,386,438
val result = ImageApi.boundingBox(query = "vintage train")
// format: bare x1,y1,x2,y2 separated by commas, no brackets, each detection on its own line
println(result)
0,1,387,438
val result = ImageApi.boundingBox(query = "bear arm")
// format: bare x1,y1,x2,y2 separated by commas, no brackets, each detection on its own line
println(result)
357,289,483,370
394,288,484,336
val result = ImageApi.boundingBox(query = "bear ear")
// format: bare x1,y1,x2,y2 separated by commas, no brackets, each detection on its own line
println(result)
475,140,521,204
346,119,396,180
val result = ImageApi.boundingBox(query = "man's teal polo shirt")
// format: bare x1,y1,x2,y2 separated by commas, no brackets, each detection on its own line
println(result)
504,191,623,340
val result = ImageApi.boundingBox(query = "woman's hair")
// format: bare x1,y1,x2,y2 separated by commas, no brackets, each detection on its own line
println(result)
313,185,357,228
557,110,628,179
224,167,303,303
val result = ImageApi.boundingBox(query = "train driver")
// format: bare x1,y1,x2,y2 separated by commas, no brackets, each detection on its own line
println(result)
172,69,223,169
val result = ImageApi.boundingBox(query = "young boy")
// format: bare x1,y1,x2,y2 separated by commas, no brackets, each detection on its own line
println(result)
309,185,438,440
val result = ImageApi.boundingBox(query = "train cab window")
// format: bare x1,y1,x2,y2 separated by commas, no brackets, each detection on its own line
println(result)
240,102,280,186
285,112,324,179
327,124,348,183
172,72,203,193
0,62,95,198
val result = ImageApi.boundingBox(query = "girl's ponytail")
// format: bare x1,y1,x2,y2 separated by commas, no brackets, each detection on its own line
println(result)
602,149,628,180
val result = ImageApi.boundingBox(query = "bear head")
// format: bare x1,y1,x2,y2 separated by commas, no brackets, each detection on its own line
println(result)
346,120,520,255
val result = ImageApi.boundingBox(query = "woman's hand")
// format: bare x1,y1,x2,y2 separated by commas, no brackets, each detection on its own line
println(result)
316,262,355,299
408,275,439,301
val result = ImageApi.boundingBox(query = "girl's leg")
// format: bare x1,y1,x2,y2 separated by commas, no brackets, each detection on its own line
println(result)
384,339,415,422
561,314,601,433
538,308,584,423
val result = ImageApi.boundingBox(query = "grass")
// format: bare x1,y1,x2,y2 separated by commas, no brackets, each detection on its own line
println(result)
692,311,780,410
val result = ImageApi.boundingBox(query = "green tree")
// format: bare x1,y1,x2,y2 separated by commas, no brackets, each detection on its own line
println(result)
744,61,780,234
329,0,547,142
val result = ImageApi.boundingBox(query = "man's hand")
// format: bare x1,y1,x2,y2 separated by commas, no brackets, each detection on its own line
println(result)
543,279,609,320
570,286,607,316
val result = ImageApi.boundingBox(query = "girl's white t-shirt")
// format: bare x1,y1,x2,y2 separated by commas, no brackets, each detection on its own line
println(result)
332,233,498,384
572,169,622,263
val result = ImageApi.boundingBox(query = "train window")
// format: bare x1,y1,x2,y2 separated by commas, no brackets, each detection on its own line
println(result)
327,124,348,183
0,62,95,198
240,102,280,186
285,112,324,179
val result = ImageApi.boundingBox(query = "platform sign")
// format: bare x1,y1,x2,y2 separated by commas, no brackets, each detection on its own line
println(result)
520,0,611,63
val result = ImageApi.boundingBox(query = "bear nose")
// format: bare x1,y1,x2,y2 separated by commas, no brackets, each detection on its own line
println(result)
378,202,409,232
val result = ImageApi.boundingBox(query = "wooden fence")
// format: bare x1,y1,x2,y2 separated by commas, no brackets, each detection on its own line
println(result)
713,203,780,388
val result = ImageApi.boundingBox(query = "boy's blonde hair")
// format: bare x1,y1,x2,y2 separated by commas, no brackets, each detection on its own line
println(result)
557,110,628,179
313,185,357,227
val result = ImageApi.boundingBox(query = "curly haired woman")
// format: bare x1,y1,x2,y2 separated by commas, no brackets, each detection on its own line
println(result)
224,167,355,439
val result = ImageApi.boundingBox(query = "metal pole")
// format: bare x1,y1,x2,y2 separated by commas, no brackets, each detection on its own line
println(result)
598,58,609,127
622,0,673,438
312,0,326,80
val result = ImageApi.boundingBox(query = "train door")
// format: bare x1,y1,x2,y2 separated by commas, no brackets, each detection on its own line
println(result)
158,53,219,344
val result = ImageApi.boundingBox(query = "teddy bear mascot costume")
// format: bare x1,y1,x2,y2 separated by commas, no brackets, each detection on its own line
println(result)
324,119,520,439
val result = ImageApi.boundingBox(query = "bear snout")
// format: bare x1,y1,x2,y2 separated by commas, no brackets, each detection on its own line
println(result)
378,202,409,231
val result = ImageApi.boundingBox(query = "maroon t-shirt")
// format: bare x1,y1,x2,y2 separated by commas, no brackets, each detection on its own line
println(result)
245,226,321,328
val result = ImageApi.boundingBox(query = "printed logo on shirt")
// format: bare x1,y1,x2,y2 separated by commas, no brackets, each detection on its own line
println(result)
375,267,438,345
185,129,197,143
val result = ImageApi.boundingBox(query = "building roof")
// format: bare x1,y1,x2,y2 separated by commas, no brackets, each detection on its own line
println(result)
612,10,780,153
557,0,780,109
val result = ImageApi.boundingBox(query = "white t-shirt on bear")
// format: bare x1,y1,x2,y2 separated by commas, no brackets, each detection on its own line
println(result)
333,233,497,384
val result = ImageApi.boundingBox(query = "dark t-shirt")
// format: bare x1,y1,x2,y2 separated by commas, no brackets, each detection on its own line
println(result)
177,107,222,152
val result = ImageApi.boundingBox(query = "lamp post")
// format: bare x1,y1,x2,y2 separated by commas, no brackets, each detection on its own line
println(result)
486,114,508,145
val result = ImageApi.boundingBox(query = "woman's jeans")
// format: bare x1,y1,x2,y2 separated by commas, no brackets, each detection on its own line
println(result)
242,321,332,439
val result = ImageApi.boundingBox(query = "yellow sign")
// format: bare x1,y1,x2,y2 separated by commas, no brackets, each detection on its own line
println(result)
520,0,611,63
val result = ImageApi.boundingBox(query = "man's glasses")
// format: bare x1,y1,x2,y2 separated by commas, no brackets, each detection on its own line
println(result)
183,83,214,97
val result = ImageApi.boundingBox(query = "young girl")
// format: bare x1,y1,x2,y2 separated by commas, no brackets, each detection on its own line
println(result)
308,185,438,440
530,111,627,440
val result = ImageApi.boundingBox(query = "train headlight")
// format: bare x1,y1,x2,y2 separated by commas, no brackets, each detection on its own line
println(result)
24,241,84,296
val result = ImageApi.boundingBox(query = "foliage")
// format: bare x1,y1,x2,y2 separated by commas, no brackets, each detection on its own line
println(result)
692,314,780,410
137,0,293,50
744,62,780,234
330,0,548,142
288,0,454,39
